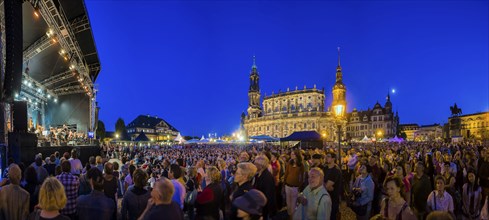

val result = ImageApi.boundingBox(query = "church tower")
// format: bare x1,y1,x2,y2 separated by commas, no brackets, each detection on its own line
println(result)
385,91,392,113
247,56,262,118
331,47,347,113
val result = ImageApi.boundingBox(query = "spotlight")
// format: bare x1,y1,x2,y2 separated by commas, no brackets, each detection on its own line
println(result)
33,7,40,18
37,88,42,93
47,94,51,98
28,82,32,87
14,93,18,98
69,64,75,70
23,80,28,85
63,55,69,61
51,37,57,43
46,29,54,37
54,98,58,103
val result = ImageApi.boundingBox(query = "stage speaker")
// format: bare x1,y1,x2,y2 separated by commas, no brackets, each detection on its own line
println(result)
2,0,23,102
13,101,27,132
8,132,38,163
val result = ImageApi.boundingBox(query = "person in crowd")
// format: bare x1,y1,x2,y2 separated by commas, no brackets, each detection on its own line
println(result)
103,162,118,219
253,155,276,220
239,151,251,163
310,154,324,170
95,156,104,172
138,178,184,220
294,167,332,220
77,167,115,220
462,168,482,220
169,164,186,209
124,164,136,192
44,155,57,176
232,189,267,220
426,211,454,220
351,163,375,220
28,177,70,220
35,157,49,184
185,166,198,220
380,176,416,220
284,149,306,217
323,152,342,220
23,165,40,213
195,166,223,220
411,161,432,220
56,160,79,219
0,164,30,220
231,162,257,220
427,175,454,217
121,169,151,220
78,164,92,196
69,150,82,176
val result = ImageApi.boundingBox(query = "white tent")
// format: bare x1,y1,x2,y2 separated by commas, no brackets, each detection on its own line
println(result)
361,135,371,142
174,133,184,143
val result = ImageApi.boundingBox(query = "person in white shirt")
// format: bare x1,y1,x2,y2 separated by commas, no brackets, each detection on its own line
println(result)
427,175,454,216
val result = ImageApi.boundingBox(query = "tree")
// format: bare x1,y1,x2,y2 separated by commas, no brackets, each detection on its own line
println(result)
96,120,106,140
400,132,407,140
115,118,130,140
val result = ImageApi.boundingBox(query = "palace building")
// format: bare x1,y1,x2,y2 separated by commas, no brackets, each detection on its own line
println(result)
241,50,399,141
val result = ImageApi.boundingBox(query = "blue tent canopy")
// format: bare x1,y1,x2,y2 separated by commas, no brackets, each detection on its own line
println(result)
280,131,322,142
249,135,279,142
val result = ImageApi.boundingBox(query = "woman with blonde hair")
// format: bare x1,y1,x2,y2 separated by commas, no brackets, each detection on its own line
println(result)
29,177,70,220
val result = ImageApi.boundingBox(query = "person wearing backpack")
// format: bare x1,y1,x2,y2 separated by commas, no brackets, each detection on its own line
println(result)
380,176,416,220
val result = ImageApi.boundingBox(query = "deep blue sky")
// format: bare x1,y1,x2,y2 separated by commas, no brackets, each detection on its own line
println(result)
85,0,489,137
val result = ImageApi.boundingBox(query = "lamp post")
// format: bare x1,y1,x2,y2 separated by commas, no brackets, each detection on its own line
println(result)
333,104,345,164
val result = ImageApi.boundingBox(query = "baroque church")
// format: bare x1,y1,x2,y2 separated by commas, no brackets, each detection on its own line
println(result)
241,49,399,141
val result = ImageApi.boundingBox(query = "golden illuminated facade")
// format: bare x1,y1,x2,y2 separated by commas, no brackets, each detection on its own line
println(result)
242,51,347,141
346,95,399,140
449,112,489,140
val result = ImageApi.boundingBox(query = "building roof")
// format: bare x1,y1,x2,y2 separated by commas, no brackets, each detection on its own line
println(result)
399,124,419,127
127,115,179,132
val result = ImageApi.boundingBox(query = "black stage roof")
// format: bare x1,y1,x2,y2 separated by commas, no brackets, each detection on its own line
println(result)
22,0,100,86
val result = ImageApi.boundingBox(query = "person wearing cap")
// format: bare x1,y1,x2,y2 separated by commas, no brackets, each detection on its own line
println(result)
294,167,332,220
76,167,115,220
233,189,267,220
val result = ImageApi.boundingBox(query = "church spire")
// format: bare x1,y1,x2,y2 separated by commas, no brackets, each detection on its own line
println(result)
335,47,342,82
252,55,257,69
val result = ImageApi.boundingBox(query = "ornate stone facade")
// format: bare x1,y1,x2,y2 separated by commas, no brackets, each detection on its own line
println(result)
449,112,489,140
346,96,399,140
241,50,399,141
242,51,346,141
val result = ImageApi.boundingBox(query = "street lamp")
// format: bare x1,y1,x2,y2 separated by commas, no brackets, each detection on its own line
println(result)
333,104,345,163
377,130,383,140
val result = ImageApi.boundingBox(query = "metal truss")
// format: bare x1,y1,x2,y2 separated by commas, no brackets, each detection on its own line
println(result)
70,14,90,34
0,0,5,85
52,82,85,96
22,72,57,102
37,0,93,90
89,84,97,132
23,35,56,62
41,69,75,87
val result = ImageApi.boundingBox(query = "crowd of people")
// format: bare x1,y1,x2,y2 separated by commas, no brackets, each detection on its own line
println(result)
0,141,488,220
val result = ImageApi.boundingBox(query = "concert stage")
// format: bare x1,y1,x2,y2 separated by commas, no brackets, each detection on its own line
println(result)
20,145,102,166
0,0,102,170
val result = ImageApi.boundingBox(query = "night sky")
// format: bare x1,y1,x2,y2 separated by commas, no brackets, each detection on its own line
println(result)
85,0,488,137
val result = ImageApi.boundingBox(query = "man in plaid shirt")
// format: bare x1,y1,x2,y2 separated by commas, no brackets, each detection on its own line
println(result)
57,160,80,219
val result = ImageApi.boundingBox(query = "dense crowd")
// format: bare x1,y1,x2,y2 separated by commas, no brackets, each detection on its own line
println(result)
0,141,488,220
